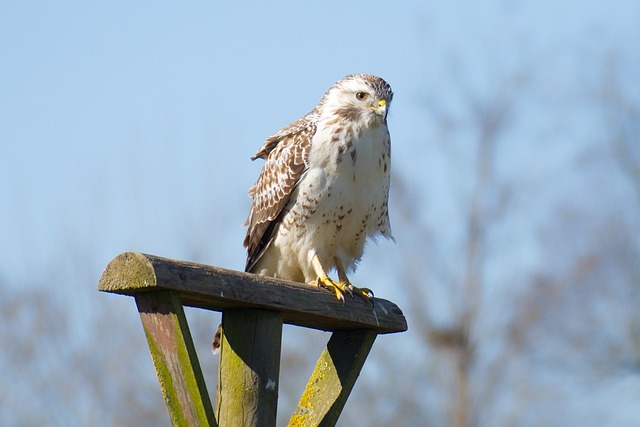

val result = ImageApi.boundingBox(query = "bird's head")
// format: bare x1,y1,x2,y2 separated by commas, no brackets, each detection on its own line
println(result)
319,74,393,125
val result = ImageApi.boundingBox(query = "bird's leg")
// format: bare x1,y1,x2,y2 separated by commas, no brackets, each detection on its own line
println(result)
310,254,351,302
334,257,374,304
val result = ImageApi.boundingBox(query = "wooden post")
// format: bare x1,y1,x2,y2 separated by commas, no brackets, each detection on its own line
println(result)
98,252,408,427
215,309,283,427
135,290,216,427
288,330,376,427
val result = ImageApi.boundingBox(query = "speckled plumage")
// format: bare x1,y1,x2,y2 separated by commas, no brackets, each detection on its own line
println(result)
244,74,394,287
213,74,394,354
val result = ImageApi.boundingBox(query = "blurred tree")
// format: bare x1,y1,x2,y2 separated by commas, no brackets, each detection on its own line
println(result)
338,52,640,427
2,9,640,427
0,281,168,427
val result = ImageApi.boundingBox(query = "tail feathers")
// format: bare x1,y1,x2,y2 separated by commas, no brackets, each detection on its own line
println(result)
211,323,222,355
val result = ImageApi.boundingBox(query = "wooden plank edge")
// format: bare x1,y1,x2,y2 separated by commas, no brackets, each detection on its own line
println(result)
98,252,408,334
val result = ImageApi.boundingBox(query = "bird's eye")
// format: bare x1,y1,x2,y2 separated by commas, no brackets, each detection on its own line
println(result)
355,92,368,101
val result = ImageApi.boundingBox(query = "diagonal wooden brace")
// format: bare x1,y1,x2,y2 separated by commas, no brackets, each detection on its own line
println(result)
289,330,377,427
135,290,217,427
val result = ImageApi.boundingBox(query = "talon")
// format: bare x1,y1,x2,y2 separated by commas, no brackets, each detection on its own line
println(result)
315,275,346,302
352,286,374,304
332,256,374,304
344,284,354,298
310,253,376,304
360,287,374,299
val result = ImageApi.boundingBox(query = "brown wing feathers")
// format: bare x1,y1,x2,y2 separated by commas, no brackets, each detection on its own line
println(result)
244,121,314,272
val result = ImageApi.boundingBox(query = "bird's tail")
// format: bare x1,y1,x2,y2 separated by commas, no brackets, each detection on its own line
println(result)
211,323,222,354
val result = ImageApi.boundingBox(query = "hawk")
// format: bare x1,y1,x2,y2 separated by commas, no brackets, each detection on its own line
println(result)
213,74,393,352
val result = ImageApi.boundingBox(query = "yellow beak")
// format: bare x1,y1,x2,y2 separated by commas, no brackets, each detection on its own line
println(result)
363,99,388,116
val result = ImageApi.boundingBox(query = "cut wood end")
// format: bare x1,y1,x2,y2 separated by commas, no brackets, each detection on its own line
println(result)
97,252,157,294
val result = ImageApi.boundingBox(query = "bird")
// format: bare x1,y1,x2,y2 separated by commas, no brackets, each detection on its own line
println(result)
212,74,393,353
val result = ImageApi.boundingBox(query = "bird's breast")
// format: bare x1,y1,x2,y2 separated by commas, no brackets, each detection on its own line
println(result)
299,123,391,235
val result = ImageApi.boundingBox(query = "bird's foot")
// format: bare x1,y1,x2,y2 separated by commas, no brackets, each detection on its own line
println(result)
313,275,348,302
350,285,374,303
312,275,374,304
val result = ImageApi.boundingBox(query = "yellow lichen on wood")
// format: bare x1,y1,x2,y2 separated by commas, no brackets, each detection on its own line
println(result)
288,360,328,426
288,331,376,427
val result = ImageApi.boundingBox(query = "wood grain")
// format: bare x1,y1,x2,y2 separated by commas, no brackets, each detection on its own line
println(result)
99,252,407,334
215,309,283,427
135,291,216,427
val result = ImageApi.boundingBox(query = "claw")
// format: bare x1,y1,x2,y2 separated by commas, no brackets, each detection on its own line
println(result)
314,275,347,303
351,285,374,306
309,253,375,306
312,275,374,305
353,286,374,300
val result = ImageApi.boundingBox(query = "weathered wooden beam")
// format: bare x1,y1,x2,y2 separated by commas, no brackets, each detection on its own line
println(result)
98,252,407,334
288,330,377,427
135,290,217,427
215,309,283,427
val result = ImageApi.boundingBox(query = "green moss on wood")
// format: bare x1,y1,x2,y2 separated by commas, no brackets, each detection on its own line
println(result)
216,310,282,427
145,329,188,427
218,332,251,415
97,252,157,293
137,291,216,427
174,310,215,425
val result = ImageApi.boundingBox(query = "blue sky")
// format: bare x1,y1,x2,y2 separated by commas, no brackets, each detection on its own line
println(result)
2,1,640,425
0,1,433,289
1,0,638,297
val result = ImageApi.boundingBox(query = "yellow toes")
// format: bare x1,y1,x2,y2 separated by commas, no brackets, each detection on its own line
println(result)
314,275,346,302
312,275,373,304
